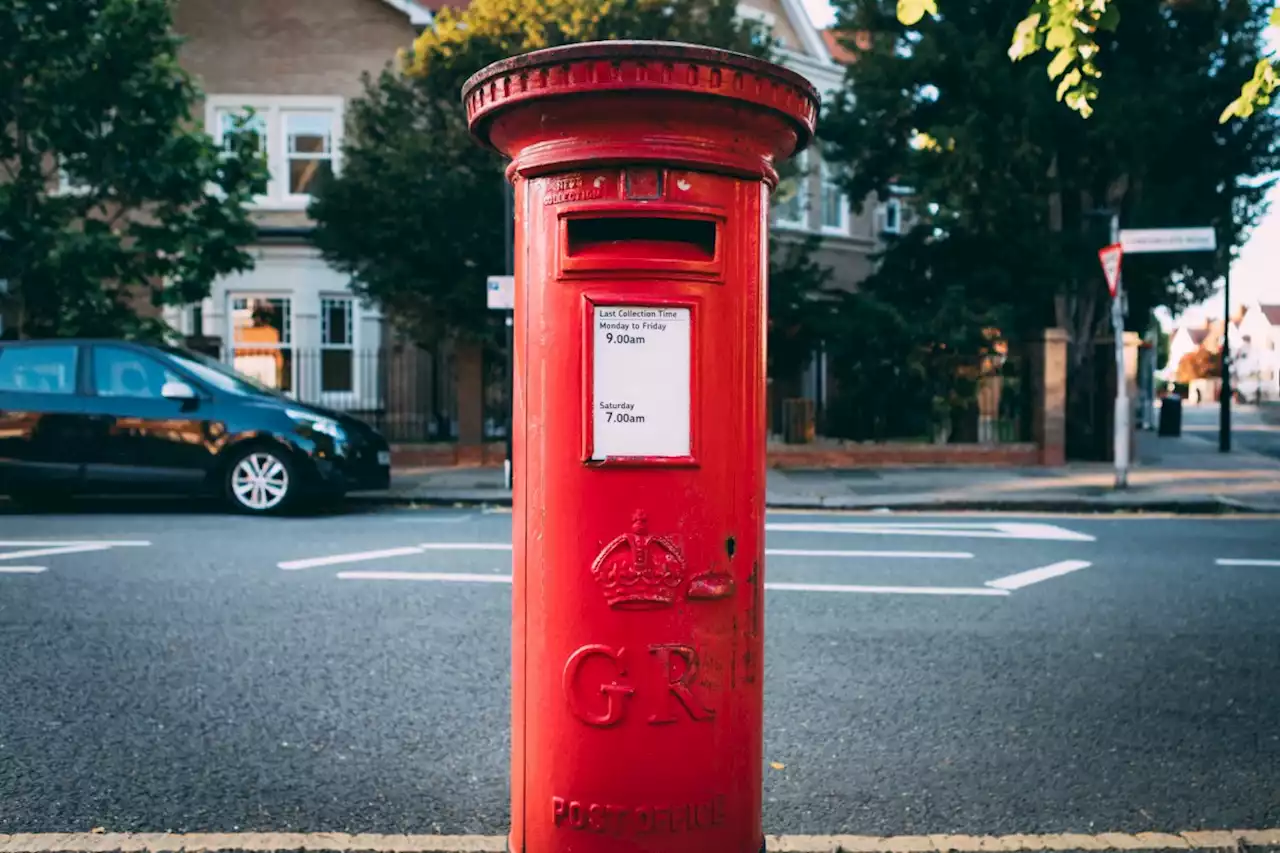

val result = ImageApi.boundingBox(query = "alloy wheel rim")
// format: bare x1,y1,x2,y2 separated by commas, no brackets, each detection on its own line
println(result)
231,453,289,510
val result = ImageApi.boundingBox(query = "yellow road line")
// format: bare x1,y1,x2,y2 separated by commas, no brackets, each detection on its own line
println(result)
2,830,1278,853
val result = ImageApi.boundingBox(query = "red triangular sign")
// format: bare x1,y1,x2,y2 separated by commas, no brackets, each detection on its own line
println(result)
1098,244,1123,298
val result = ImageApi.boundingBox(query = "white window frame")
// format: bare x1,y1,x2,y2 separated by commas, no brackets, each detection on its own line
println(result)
318,294,360,408
227,293,295,394
818,156,850,236
881,197,903,235
774,150,811,231
206,95,344,210
735,3,777,45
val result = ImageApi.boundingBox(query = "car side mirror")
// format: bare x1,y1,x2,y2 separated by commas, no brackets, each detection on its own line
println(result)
161,380,198,401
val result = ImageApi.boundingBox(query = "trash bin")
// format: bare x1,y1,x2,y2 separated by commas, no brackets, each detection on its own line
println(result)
1158,394,1182,437
782,398,816,444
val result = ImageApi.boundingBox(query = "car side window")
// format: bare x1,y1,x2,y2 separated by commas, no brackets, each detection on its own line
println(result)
93,347,181,399
0,346,79,395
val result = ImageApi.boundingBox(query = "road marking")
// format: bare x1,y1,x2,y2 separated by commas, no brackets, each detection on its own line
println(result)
766,581,1008,596
278,547,424,571
0,566,47,574
985,560,1093,591
419,542,513,551
338,571,513,583
339,571,1007,596
3,830,1276,852
0,544,117,561
765,521,1096,542
287,543,979,571
1215,557,1280,566
767,548,973,559
0,540,151,546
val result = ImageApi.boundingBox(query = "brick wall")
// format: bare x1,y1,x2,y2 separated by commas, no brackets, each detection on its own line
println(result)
175,0,414,100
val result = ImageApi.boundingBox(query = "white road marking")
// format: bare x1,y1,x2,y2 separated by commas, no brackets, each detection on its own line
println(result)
419,542,513,551
338,571,1008,597
0,544,117,561
767,548,973,559
0,540,151,546
1216,557,1280,566
766,521,1096,542
338,571,513,583
289,542,980,573
766,581,1008,596
985,559,1093,590
0,566,47,574
278,547,424,571
394,515,470,524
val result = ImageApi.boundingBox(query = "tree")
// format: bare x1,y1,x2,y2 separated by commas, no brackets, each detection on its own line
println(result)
823,0,1280,455
310,0,828,350
0,0,268,339
895,0,1279,122
1176,345,1222,383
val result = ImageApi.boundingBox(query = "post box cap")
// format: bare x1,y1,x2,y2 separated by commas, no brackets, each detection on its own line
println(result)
463,40,820,155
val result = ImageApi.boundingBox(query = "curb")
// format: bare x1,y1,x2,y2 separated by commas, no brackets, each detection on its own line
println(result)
2,832,1278,853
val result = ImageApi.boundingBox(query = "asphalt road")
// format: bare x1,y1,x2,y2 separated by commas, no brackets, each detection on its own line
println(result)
1182,402,1280,460
1,503,1278,837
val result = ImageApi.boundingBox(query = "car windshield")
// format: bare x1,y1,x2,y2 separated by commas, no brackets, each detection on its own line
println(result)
164,349,280,397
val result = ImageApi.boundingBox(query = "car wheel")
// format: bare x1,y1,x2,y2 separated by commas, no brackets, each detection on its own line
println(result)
224,446,296,515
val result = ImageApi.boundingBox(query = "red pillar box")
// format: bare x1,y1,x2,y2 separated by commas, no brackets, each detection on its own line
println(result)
463,41,818,853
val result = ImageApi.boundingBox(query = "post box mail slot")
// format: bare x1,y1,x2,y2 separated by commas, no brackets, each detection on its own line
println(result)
464,40,818,853
560,209,724,279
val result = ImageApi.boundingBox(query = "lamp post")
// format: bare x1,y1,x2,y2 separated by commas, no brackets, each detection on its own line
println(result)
1219,185,1234,453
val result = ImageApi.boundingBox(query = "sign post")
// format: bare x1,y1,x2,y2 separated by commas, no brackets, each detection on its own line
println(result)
1116,225,1221,462
488,272,516,490
1099,231,1129,489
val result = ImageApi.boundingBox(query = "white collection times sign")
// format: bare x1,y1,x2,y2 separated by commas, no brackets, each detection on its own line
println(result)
591,305,691,460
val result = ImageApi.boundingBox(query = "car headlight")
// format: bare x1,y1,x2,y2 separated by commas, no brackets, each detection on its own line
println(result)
286,409,346,441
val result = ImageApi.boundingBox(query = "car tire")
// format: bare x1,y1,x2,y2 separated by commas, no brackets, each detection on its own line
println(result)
223,445,298,515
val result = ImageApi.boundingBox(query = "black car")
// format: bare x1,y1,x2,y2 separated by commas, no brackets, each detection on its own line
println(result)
0,339,391,514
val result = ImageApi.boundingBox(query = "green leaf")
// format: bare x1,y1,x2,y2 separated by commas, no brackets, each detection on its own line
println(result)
897,0,938,26
1047,47,1076,80
1270,6,1280,27
1044,22,1076,51
1056,67,1082,100
1097,4,1120,32
1008,13,1043,60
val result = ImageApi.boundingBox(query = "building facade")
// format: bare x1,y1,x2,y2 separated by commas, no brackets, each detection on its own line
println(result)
167,0,437,414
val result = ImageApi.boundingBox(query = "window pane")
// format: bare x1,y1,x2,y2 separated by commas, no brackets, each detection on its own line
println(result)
286,113,333,154
322,298,353,346
93,347,177,399
233,348,293,393
321,350,354,393
289,158,333,195
0,346,78,395
218,110,266,154
232,297,291,346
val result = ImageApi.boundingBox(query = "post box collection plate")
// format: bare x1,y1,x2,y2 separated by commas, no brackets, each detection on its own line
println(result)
463,40,819,853
590,303,692,461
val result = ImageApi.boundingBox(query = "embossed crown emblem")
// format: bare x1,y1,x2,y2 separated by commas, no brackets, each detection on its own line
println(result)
591,511,685,610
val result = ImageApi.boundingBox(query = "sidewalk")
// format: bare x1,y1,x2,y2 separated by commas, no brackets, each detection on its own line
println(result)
354,431,1280,513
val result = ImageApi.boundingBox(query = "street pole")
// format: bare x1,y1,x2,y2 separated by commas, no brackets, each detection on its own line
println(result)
1111,213,1130,489
503,176,515,490
1219,236,1232,453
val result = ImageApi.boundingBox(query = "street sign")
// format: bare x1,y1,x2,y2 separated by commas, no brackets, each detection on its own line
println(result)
1119,227,1216,254
1098,244,1123,298
487,275,514,311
